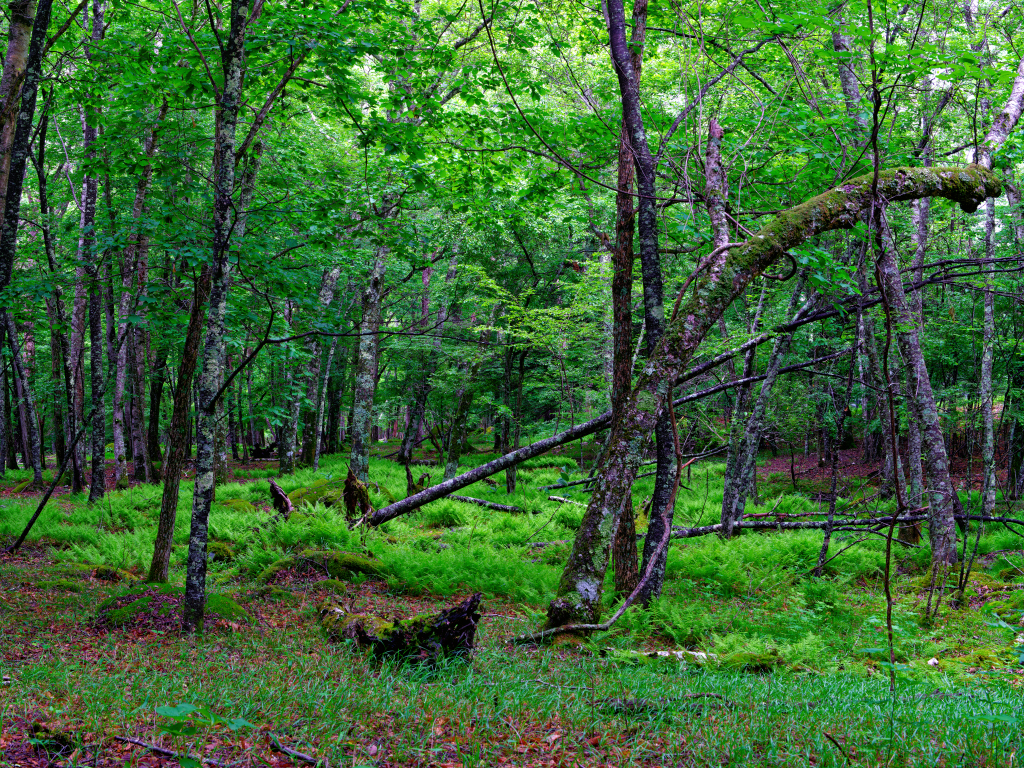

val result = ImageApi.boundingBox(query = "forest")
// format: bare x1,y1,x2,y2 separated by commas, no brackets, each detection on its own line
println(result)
2,0,1024,764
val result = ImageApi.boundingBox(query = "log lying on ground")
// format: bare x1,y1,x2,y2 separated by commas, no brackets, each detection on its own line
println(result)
368,352,849,527
669,512,1024,539
319,592,482,662
449,495,526,514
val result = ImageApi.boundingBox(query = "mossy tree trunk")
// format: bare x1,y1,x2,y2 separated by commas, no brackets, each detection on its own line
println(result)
609,0,645,600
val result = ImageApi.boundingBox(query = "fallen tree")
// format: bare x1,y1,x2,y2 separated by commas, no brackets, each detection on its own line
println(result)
367,348,852,526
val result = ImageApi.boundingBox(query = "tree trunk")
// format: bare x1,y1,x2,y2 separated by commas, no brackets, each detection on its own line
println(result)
350,250,387,482
4,313,42,485
112,101,165,488
147,346,167,471
182,0,251,633
608,0,646,599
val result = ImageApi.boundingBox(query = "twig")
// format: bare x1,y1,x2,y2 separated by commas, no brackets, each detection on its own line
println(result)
270,734,317,765
823,732,852,764
114,736,227,767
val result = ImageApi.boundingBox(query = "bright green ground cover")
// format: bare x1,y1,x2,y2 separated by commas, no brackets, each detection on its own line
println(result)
1,445,1023,765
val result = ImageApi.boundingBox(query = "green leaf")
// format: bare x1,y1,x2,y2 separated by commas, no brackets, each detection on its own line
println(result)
155,703,198,718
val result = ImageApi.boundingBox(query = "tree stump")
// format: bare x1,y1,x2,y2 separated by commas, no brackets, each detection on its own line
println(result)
319,592,482,663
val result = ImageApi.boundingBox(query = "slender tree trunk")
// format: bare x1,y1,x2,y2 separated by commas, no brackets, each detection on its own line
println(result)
112,101,165,488
979,197,996,524
350,250,387,482
294,267,342,466
182,0,251,633
147,346,167,471
4,313,42,485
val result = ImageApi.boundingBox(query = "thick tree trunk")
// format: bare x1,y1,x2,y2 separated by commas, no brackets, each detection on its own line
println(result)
546,158,1001,626
350,250,387,482
0,0,37,213
609,0,646,599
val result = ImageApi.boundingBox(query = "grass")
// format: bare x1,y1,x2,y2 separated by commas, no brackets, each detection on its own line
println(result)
1,443,1023,765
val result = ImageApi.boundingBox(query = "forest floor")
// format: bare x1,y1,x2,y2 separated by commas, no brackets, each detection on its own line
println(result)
2,443,1024,766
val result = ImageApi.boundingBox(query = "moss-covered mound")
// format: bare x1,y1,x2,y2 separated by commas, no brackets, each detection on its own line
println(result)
256,550,385,584
288,480,344,509
93,565,139,583
36,579,87,593
96,583,248,630
208,541,235,563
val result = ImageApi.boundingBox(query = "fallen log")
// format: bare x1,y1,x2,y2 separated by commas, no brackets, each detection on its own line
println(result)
367,352,852,527
449,495,526,514
319,592,482,663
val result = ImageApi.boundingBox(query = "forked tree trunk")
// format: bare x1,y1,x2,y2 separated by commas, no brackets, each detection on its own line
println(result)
609,0,646,599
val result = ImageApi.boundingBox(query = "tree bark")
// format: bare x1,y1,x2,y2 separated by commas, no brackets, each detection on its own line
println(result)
609,0,646,599
350,250,387,482
113,100,166,488
182,0,252,633
4,313,42,485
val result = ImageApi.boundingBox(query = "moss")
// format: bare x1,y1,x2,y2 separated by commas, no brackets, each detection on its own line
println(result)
319,602,394,641
93,565,138,583
208,541,235,563
256,549,385,584
312,579,351,594
317,592,481,662
219,498,257,514
37,579,87,593
11,479,32,493
97,583,249,626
